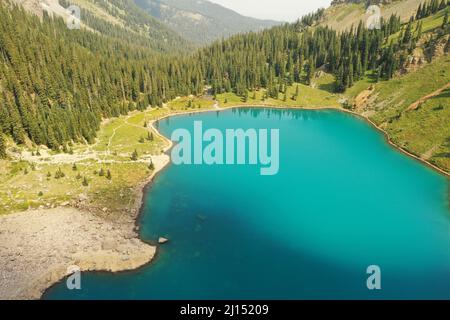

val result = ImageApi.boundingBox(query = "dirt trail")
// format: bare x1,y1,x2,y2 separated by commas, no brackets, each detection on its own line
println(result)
213,100,222,110
406,82,450,111
15,112,163,165
106,122,125,158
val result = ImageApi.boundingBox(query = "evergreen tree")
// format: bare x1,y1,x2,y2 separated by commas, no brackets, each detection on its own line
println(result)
417,21,423,39
403,20,413,44
0,131,6,159
417,3,423,20
55,168,65,179
306,58,315,85
131,149,139,161
243,90,249,102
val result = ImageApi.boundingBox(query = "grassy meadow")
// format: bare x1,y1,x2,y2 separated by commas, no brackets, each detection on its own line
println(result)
1,52,449,216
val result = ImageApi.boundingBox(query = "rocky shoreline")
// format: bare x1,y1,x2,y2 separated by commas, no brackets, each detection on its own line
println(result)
0,154,171,300
0,106,173,300
0,207,155,300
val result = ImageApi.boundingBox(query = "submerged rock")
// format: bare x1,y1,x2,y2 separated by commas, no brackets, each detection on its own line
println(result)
196,214,207,221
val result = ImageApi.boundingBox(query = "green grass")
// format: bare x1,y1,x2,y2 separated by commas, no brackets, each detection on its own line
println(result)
336,4,363,22
92,109,167,156
0,159,156,216
315,72,337,92
390,89,450,169
358,56,450,171
344,73,378,99
217,77,341,109
420,10,448,33
0,100,221,216
106,121,164,155
387,9,448,44
370,56,450,120
167,96,215,110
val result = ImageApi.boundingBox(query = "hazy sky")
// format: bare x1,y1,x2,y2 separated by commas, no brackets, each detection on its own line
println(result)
209,0,332,22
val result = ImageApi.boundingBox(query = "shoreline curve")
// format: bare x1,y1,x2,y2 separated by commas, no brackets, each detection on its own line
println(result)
39,104,450,299
1,103,448,300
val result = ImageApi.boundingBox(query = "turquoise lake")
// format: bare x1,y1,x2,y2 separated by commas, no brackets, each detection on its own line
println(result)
45,108,450,300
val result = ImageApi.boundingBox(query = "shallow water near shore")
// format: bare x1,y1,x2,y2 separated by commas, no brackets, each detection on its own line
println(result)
45,108,450,300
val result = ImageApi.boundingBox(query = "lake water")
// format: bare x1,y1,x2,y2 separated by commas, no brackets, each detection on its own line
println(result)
45,108,450,300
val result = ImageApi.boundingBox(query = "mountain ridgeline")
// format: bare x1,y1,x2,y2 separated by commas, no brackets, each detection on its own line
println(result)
0,0,449,155
133,0,280,44
69,0,192,53
15,0,192,54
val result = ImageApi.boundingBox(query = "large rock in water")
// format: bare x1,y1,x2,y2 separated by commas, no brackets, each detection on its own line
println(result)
158,237,169,244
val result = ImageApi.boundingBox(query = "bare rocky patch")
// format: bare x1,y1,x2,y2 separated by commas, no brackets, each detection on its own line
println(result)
0,207,156,300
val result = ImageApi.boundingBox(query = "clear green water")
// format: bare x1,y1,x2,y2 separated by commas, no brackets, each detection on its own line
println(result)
45,108,450,300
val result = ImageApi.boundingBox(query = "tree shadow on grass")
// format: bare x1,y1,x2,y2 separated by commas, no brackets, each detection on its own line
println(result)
430,88,450,100
318,81,336,93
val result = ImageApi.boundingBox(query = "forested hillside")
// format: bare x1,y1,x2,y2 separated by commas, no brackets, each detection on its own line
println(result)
0,2,203,150
0,0,449,159
14,0,192,53
134,0,280,44
200,1,448,94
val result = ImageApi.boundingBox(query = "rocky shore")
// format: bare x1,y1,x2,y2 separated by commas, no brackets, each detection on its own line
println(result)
0,207,156,300
0,132,171,300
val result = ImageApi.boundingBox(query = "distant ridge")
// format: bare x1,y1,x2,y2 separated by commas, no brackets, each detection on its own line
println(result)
11,0,192,53
134,0,281,44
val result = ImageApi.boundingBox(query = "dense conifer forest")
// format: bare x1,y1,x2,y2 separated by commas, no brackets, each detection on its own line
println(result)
0,0,449,156
0,3,203,151
58,0,192,52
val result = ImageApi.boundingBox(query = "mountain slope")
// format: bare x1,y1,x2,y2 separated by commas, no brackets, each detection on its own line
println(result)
12,0,192,53
321,0,429,31
348,55,450,171
0,0,203,149
134,0,281,44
